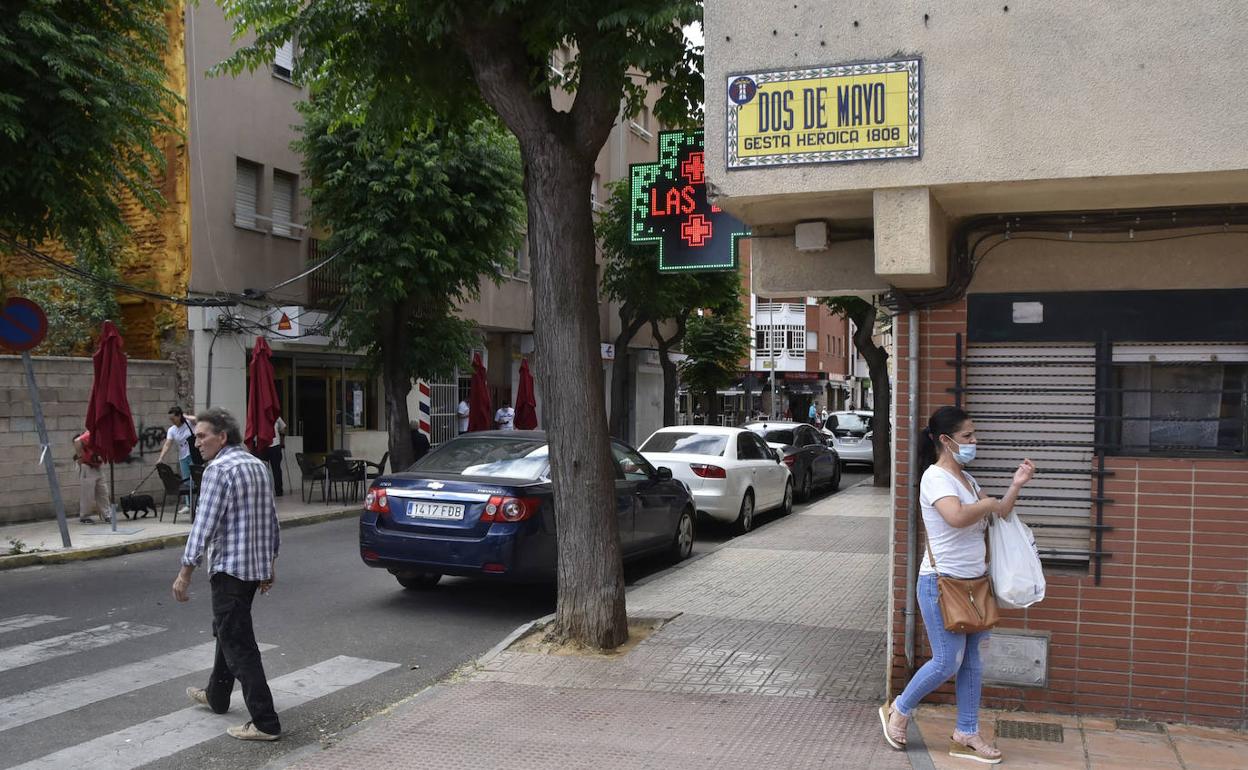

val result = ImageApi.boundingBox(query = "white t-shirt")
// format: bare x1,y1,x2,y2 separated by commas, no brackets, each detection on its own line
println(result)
919,465,988,578
495,406,515,430
456,401,470,433
167,422,193,460
271,416,287,448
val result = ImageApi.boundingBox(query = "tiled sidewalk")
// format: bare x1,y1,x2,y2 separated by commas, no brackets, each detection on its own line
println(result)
266,482,1247,770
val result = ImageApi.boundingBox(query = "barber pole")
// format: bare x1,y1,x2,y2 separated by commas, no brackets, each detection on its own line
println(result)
416,380,432,439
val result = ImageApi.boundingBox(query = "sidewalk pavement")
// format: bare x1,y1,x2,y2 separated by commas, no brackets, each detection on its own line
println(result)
0,492,360,570
264,482,1247,770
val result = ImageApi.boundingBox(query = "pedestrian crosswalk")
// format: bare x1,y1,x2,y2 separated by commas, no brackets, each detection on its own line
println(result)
0,614,400,769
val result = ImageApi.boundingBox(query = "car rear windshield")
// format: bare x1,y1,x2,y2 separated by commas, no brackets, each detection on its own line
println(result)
752,428,796,445
414,437,549,479
827,414,871,432
639,432,728,457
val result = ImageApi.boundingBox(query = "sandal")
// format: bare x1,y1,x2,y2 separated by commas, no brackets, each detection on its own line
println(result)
950,730,1003,764
878,701,908,750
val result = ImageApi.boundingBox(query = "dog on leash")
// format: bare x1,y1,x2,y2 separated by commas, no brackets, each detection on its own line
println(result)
119,494,157,519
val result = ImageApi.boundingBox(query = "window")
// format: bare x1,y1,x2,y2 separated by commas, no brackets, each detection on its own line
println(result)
591,173,601,210
612,443,653,481
639,431,727,456
806,331,818,351
630,104,652,139
234,159,260,229
271,170,298,237
1109,362,1247,456
511,234,529,279
736,433,764,460
273,39,294,80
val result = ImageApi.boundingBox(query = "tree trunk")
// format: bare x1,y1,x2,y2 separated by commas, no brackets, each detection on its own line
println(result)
379,304,415,473
524,143,628,649
848,302,892,487
650,318,685,427
608,313,644,440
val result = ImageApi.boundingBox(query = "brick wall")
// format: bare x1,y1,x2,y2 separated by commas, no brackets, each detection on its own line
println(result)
0,355,176,525
889,302,1248,729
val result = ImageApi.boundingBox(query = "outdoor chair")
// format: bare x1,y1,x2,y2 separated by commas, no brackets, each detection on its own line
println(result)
364,452,389,483
295,452,326,503
155,463,192,523
324,453,364,504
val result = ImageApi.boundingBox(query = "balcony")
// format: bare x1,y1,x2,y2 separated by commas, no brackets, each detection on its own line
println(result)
306,238,349,310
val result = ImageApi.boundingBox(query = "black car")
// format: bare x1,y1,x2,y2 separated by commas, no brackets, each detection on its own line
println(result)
741,421,841,501
359,431,696,588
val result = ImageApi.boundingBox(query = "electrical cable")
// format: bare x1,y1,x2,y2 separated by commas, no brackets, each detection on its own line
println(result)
883,204,1248,311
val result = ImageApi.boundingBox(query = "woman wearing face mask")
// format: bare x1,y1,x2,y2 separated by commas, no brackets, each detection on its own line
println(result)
880,405,1035,764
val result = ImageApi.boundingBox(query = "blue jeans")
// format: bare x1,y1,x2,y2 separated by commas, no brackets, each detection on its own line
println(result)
895,572,991,734
179,456,191,481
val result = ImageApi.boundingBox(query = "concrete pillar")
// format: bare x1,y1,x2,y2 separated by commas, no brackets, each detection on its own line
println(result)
872,187,949,289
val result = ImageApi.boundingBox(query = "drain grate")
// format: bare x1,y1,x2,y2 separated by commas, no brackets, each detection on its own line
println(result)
996,719,1064,742
1115,718,1165,733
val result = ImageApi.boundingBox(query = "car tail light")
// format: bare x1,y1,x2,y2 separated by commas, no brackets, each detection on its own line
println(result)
482,563,506,573
365,487,390,517
360,549,380,562
480,495,540,523
782,454,797,467
689,463,726,479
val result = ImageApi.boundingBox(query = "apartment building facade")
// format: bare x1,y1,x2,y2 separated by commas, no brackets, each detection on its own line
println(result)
707,1,1248,728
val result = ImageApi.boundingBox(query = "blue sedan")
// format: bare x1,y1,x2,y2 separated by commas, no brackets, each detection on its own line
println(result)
359,431,696,589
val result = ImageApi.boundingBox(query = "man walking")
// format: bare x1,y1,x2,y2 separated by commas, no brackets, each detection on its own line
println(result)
494,398,515,430
172,408,282,741
266,413,287,497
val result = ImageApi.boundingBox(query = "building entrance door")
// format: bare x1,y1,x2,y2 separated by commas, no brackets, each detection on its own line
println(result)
296,376,329,453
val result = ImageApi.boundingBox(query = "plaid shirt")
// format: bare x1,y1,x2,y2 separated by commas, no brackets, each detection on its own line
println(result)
181,444,280,581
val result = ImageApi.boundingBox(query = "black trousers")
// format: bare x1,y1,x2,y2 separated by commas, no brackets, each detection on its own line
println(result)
265,446,284,496
205,572,280,735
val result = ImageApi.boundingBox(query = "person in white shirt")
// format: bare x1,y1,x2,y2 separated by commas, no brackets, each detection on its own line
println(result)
266,415,287,496
456,400,470,434
879,405,1035,764
156,406,197,517
494,399,515,430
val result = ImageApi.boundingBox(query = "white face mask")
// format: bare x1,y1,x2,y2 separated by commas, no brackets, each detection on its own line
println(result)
945,437,976,465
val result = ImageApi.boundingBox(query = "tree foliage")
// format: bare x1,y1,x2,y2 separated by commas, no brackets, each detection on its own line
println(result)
296,98,525,468
0,0,181,250
13,238,122,356
598,180,740,434
679,302,751,418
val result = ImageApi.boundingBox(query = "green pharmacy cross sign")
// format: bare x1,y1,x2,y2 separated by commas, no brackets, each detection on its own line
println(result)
630,130,749,272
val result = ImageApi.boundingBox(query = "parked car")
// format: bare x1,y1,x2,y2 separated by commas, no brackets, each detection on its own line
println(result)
359,431,695,589
741,421,841,501
821,410,875,469
638,425,793,535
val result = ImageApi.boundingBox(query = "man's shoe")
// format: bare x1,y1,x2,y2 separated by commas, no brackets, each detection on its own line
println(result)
227,721,280,741
177,505,191,516
186,687,210,708
949,731,1002,764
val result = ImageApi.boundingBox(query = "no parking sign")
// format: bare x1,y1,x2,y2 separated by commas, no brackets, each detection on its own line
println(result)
0,297,49,352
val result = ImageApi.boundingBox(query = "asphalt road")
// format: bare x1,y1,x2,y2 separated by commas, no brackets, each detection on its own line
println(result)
0,469,870,769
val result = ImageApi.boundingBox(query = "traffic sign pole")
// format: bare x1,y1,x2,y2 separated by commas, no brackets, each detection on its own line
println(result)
22,350,72,548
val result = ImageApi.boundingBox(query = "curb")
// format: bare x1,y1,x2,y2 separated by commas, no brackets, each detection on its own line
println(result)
0,506,359,572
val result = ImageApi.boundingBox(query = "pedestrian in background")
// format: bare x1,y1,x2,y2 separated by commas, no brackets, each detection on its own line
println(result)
156,406,197,517
456,399,469,434
173,408,282,742
879,405,1035,764
72,429,110,524
266,413,287,497
808,402,817,424
494,399,515,430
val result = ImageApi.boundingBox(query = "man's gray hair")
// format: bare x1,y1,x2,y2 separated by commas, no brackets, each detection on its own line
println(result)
195,408,243,445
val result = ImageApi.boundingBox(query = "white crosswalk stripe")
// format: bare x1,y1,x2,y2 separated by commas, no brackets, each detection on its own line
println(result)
0,622,164,673
12,655,401,770
0,615,65,635
0,641,278,732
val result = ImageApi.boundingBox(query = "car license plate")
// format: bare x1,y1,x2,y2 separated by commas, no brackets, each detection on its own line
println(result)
840,438,860,445
407,501,465,520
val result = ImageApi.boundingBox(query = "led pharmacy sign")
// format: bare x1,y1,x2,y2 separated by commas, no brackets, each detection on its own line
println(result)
630,130,749,272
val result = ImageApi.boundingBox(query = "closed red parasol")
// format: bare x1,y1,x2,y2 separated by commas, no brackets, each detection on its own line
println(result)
514,358,537,430
85,320,138,529
245,336,281,454
467,352,492,432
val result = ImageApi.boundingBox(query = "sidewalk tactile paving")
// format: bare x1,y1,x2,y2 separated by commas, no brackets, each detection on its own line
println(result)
290,681,913,770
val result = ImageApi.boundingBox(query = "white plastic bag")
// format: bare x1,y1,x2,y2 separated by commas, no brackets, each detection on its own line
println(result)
988,512,1046,609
